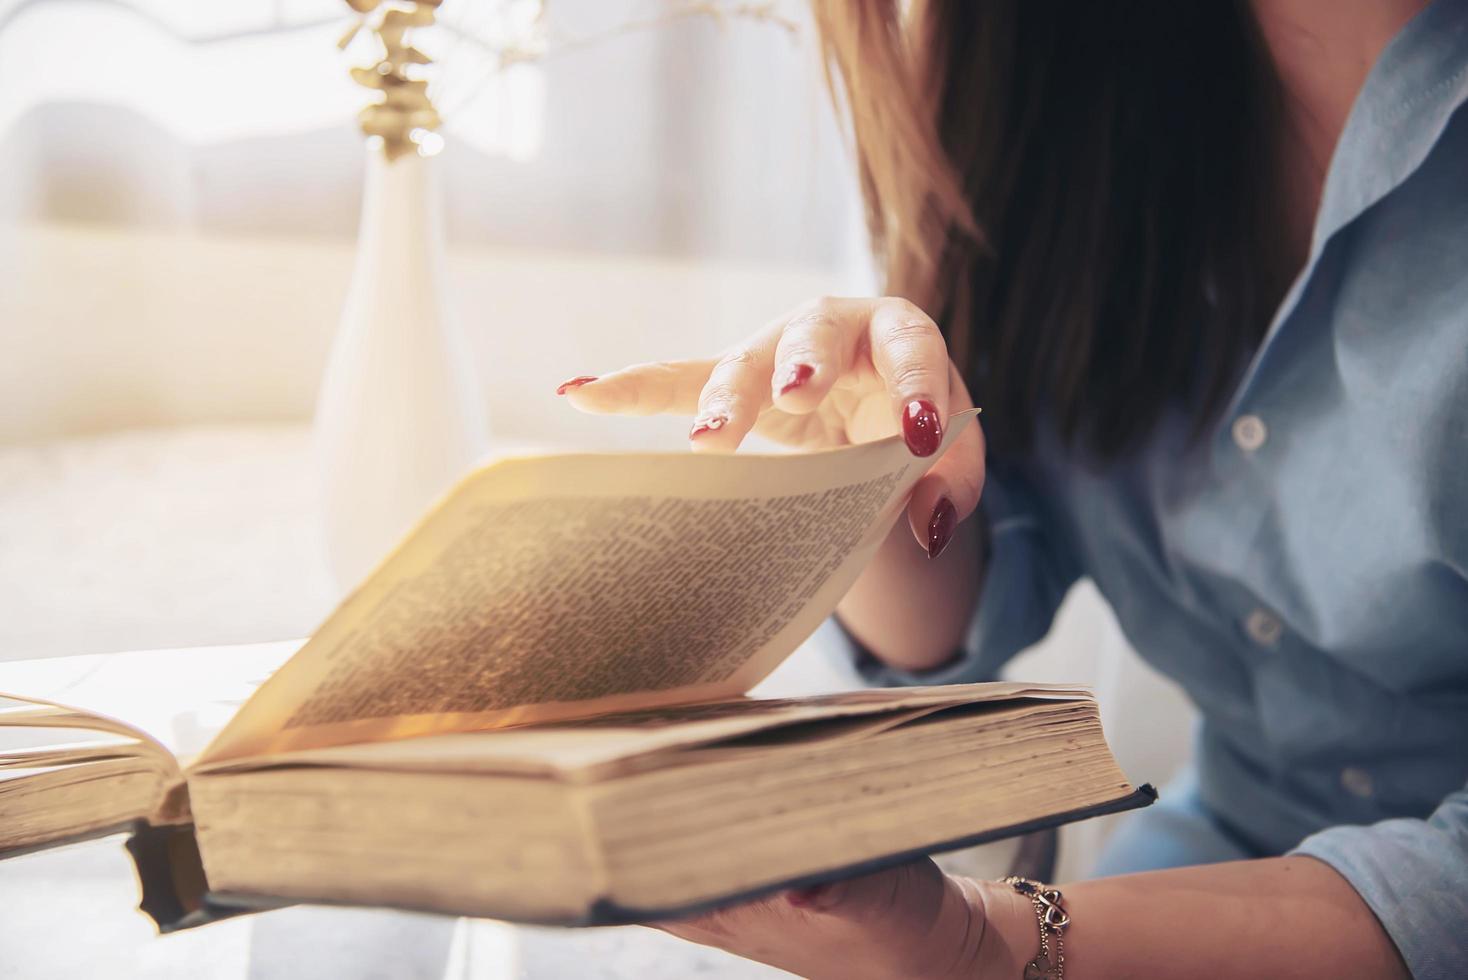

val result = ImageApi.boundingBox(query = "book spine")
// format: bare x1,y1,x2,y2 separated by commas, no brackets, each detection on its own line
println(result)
124,823,264,932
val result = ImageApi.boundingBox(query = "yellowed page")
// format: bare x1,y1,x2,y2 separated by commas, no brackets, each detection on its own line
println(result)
0,641,298,757
0,740,147,770
199,411,980,764
194,682,1091,781
0,643,298,831
0,701,169,760
0,696,183,829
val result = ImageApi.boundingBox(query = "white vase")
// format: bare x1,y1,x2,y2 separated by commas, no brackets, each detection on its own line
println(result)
315,145,489,593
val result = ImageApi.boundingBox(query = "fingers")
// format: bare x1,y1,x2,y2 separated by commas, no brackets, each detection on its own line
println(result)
867,299,951,457
654,859,971,976
906,366,985,557
785,860,949,921
769,299,863,415
687,329,780,452
557,359,714,417
557,336,779,453
784,861,985,979
560,296,961,462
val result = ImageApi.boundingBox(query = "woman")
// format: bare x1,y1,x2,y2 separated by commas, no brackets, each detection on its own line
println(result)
559,1,1466,977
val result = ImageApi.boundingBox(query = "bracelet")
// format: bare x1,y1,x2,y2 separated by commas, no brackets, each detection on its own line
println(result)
1000,876,1070,980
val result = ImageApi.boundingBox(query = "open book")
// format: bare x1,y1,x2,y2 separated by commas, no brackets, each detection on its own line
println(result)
0,411,1152,929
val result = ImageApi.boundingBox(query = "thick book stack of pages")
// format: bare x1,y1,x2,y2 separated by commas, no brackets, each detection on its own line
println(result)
0,411,1151,929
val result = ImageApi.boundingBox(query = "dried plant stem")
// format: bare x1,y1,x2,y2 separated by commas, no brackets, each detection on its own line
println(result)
436,1,798,119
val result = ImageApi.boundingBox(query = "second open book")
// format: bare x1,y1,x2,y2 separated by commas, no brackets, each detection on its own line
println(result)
0,410,1151,928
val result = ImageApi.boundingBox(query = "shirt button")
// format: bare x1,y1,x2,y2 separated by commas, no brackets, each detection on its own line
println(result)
1244,608,1283,648
1232,414,1268,452
1340,767,1375,799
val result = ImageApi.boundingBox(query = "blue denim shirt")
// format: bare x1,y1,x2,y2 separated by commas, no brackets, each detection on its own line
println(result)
855,5,1468,977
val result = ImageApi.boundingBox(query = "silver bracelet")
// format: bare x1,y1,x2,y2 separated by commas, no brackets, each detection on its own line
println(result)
1000,876,1070,980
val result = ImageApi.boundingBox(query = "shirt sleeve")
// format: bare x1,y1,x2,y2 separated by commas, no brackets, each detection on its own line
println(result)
835,460,1082,687
1291,782,1468,980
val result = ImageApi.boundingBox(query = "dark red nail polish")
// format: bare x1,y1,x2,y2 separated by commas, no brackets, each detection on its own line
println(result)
927,497,956,559
786,884,831,908
556,375,597,395
777,363,815,397
903,399,943,457
690,413,729,439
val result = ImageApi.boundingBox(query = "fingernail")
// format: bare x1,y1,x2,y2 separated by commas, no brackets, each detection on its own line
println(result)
927,497,956,559
777,363,815,397
785,884,832,908
689,413,729,439
556,375,597,396
902,399,943,457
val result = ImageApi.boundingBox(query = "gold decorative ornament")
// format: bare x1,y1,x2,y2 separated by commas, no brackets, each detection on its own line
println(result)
340,0,445,161
337,1,798,163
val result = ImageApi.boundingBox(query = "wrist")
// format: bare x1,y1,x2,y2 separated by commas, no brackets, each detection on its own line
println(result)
913,873,987,980
838,519,980,673
923,875,1031,980
968,879,1039,978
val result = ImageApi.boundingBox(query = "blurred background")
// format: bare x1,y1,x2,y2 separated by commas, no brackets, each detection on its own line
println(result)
0,0,871,655
0,1,1192,977
0,0,865,445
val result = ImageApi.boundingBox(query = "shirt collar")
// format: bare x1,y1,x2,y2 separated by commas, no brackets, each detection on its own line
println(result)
1220,0,1468,428
1312,0,1468,257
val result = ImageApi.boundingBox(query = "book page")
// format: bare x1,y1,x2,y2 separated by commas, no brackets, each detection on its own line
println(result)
0,699,180,837
198,411,980,764
0,641,298,758
193,682,1091,781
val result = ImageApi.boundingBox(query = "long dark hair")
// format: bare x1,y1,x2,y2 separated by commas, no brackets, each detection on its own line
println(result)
812,1,1290,461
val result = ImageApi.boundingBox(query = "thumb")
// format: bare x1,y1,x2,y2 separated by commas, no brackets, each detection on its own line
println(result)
905,367,985,558
785,859,948,923
784,860,987,975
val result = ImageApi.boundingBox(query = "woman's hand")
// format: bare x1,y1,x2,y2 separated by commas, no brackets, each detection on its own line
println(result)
654,859,1006,980
558,296,985,554
655,853,1418,980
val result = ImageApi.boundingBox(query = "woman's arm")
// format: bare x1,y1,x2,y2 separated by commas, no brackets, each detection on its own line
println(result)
979,857,1408,979
835,514,984,672
660,854,1409,980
